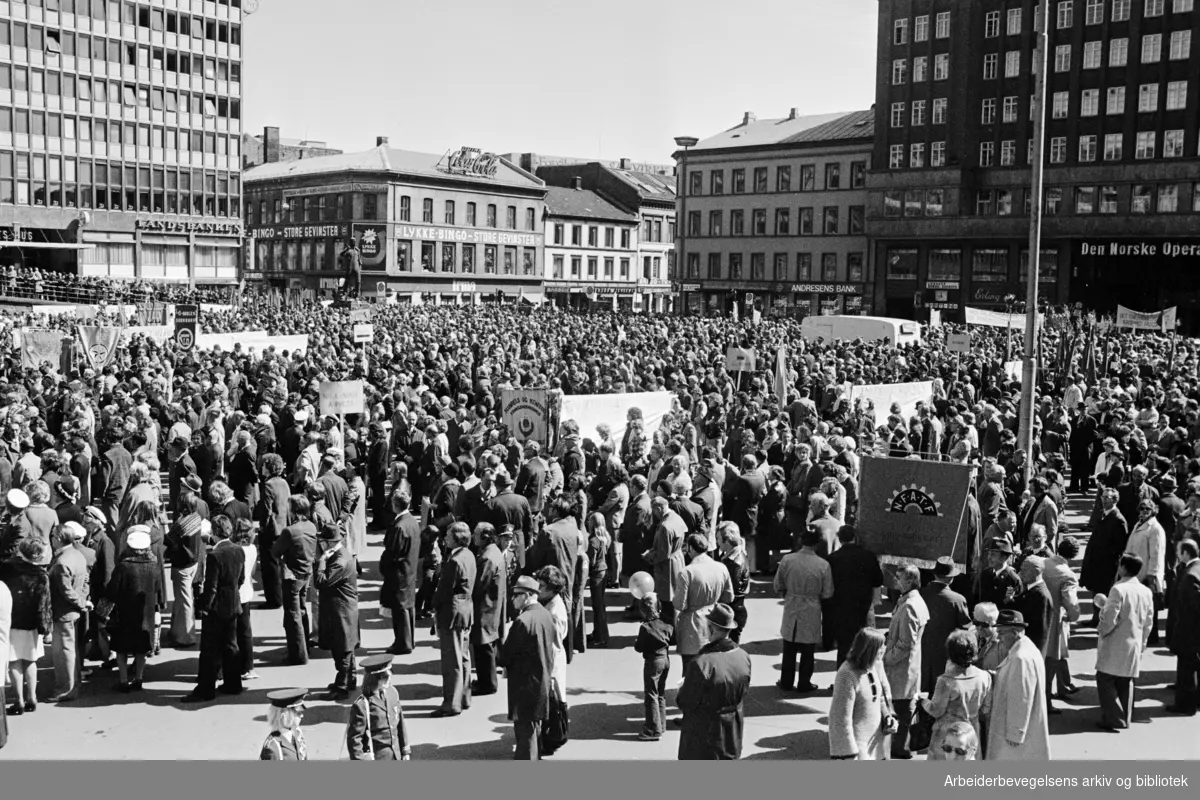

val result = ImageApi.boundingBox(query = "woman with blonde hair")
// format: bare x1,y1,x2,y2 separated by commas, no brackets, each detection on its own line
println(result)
260,689,309,760
828,627,894,760
584,511,610,648
972,602,1006,671
717,522,750,643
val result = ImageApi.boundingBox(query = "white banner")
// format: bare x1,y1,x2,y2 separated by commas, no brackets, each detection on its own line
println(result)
200,303,236,313
844,381,934,422
1116,304,1176,332
1003,361,1022,381
559,391,674,456
964,306,1044,328
123,325,175,345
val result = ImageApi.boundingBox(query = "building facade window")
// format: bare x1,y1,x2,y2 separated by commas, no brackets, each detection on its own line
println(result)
1112,0,1130,21
1132,184,1153,213
1135,131,1156,159
895,18,909,44
1081,89,1100,116
1005,51,1021,76
915,14,929,41
1055,45,1072,71
1165,129,1185,157
985,11,1001,37
984,53,999,79
980,141,995,166
1007,8,1022,34
1110,37,1128,66
1001,139,1017,166
936,11,951,38
889,144,905,169
776,166,792,192
823,206,839,234
1107,86,1126,114
914,56,928,81
1170,30,1191,60
825,163,841,189
1057,1,1074,28
1085,0,1103,24
911,143,926,168
933,97,948,124
1075,186,1096,213
422,197,433,223
710,171,724,194
932,141,946,167
1003,96,1019,122
1084,40,1102,68
444,200,455,225
754,167,768,193
912,100,927,125
982,98,997,124
1139,83,1159,112
934,53,950,80
1167,81,1189,110
1100,185,1119,213
1079,134,1098,161
892,59,908,85
1104,133,1124,160
1143,33,1162,63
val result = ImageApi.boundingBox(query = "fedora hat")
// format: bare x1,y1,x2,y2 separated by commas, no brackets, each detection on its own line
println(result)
986,537,1014,555
996,609,1027,628
933,556,958,578
706,603,737,631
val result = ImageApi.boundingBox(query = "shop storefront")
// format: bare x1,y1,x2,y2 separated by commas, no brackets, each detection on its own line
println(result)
791,282,868,317
1071,237,1200,335
874,240,1065,322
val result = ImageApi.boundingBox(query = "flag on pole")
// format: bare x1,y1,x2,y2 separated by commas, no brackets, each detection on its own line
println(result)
773,346,789,401
76,325,123,370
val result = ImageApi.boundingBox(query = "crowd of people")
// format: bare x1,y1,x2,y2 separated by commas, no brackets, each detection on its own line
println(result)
0,294,1197,761
0,266,237,308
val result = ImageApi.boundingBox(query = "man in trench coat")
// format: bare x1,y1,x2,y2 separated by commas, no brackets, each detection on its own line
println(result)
773,529,833,694
884,564,929,759
987,610,1051,760
674,533,733,672
1094,554,1155,730
432,521,477,717
472,522,508,696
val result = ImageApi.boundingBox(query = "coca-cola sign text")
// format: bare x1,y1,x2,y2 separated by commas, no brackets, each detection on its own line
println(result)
443,147,500,178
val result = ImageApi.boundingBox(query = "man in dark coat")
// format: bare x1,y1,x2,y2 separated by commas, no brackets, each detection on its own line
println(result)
184,517,245,702
380,489,421,655
459,466,496,536
167,435,197,514
1081,488,1128,624
677,603,752,760
526,497,579,604
314,523,360,700
1167,538,1200,716
432,522,477,717
918,557,972,694
1017,555,1056,660
366,423,390,527
255,454,290,609
498,575,556,760
471,522,508,696
726,454,766,549
514,442,548,518
979,537,1023,611
826,525,883,664
97,428,132,537
488,472,533,570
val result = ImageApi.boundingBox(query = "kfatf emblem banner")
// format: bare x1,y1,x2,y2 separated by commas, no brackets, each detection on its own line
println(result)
501,388,551,445
856,456,973,569
76,325,123,370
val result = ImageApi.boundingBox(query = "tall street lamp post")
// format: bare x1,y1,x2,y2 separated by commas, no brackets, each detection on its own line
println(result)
674,135,699,316
1019,0,1052,490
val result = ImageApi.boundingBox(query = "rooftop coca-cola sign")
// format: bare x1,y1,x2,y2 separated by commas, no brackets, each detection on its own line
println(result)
441,147,501,179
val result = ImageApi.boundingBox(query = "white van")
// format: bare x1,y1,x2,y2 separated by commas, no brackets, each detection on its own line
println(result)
799,315,922,347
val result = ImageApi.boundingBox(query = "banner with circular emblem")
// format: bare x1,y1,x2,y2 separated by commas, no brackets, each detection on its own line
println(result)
500,388,551,445
175,304,199,351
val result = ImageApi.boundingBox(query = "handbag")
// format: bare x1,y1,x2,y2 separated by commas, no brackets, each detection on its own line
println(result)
540,679,570,754
907,700,937,752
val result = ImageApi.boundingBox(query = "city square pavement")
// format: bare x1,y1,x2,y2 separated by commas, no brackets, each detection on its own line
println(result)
2,494,1196,760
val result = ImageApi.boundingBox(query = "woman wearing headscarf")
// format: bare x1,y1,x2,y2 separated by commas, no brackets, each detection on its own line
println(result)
1,538,51,715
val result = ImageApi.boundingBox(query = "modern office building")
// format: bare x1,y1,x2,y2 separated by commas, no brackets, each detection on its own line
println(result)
869,0,1200,330
536,160,676,312
243,137,548,302
542,180,641,310
0,0,244,286
672,108,875,317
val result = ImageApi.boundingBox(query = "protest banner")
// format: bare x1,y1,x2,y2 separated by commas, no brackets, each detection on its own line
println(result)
19,329,68,371
965,306,1043,328
947,332,971,354
76,326,123,370
319,380,365,417
1115,304,1177,332
559,391,673,455
501,388,552,444
1003,360,1022,381
844,380,934,422
857,456,973,569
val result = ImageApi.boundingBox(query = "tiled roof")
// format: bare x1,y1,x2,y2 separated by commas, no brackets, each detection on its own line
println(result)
609,168,676,201
543,187,639,222
244,145,544,188
780,109,875,144
690,110,872,151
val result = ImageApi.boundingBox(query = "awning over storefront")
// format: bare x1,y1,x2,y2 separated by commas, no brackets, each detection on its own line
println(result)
0,242,94,250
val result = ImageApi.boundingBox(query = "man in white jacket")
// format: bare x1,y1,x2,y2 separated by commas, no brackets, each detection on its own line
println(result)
987,610,1051,761
1095,554,1155,731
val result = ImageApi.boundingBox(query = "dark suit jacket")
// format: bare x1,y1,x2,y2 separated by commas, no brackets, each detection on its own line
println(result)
728,471,767,540
380,511,421,610
620,491,654,550
458,482,492,534
434,546,477,631
99,445,132,508
827,543,883,628
221,499,253,525
918,580,972,693
527,517,580,600
514,458,548,515
489,490,533,566
273,520,318,581
256,476,291,544
670,496,705,536
1170,559,1200,657
1019,581,1056,656
472,543,507,645
200,541,245,620
497,601,556,721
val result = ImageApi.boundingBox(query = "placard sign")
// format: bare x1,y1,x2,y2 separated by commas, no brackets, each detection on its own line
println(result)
353,324,374,343
174,304,198,351
725,346,757,372
319,380,364,417
947,332,971,354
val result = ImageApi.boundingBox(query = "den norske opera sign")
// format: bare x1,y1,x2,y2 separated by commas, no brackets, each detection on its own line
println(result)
1077,239,1200,259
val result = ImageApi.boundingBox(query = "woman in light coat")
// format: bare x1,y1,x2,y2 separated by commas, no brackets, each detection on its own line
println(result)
924,630,992,760
828,628,891,760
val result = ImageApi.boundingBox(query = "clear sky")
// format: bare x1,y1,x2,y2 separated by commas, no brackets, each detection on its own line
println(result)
243,0,879,165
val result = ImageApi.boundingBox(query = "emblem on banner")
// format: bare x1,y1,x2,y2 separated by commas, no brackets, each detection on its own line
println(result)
887,485,943,517
88,342,111,365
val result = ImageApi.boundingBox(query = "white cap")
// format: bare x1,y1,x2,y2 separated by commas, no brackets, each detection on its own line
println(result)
63,521,87,540
126,526,152,550
7,488,29,510
294,409,309,423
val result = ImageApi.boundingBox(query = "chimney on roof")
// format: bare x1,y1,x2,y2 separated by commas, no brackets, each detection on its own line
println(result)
743,111,756,126
572,176,583,191
376,136,389,147
619,158,632,169
264,126,281,164
788,108,799,120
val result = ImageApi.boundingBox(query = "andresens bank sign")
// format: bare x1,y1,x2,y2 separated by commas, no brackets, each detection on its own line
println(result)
1079,240,1200,259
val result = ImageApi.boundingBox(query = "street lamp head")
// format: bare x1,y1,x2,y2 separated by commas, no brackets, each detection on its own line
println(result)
674,136,700,148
